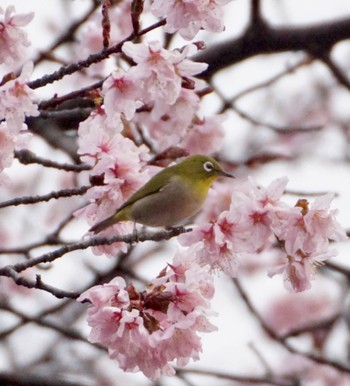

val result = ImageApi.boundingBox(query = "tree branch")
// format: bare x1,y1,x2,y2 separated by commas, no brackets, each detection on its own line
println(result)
0,268,79,299
0,227,192,274
179,368,295,386
196,16,350,79
28,19,166,90
232,278,350,375
32,2,100,67
15,150,91,172
0,186,90,209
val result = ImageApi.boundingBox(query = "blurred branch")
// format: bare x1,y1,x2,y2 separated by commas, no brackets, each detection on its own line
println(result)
15,150,91,172
0,227,192,274
39,82,103,110
250,0,262,25
28,19,166,90
229,102,324,132
325,261,350,278
318,51,350,91
214,83,324,132
0,269,79,299
228,57,313,105
280,313,340,340
27,121,81,161
179,368,295,386
197,16,350,79
0,186,90,209
27,107,93,130
232,278,350,375
32,2,99,67
0,210,79,255
0,302,91,343
0,372,85,386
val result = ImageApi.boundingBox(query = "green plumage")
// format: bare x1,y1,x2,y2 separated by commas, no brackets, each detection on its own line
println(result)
89,155,233,233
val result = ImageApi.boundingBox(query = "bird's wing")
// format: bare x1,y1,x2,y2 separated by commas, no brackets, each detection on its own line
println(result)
116,170,173,212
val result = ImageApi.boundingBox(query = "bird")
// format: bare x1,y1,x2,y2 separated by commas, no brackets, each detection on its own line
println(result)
89,154,234,233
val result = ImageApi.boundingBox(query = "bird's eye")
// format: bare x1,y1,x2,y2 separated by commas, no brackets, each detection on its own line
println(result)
203,161,214,172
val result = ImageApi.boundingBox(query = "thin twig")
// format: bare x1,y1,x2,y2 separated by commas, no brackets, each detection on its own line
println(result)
28,19,166,90
178,368,295,386
32,3,99,67
0,227,192,274
0,302,96,345
15,150,91,172
232,278,350,375
0,186,90,209
228,57,313,105
0,268,79,299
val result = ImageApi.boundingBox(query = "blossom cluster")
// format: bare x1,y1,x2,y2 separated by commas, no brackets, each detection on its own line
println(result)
0,61,38,179
78,252,216,379
102,40,226,153
68,2,347,381
151,0,233,40
0,6,37,179
75,108,151,255
0,6,34,65
77,40,225,244
180,177,347,292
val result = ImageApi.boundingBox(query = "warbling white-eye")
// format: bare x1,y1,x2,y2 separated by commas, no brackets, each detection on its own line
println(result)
90,154,234,233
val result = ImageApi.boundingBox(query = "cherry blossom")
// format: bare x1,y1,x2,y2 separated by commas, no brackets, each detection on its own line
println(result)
0,121,32,177
180,177,289,275
264,290,339,337
0,62,39,132
0,6,34,65
134,88,200,151
102,69,142,121
179,212,242,277
76,108,153,254
0,122,16,173
268,248,337,292
271,194,347,257
76,2,134,76
267,193,347,291
121,41,207,116
180,176,346,291
78,252,216,379
181,114,226,155
151,0,232,40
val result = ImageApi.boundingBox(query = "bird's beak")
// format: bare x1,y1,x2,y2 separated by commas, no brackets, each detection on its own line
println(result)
218,170,235,178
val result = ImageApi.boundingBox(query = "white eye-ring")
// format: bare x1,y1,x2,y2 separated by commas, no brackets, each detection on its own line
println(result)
203,161,214,172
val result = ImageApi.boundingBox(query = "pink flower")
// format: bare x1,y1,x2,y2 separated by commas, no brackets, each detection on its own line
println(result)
0,120,31,173
102,69,142,121
0,6,34,65
75,2,133,76
0,122,16,173
268,248,336,292
134,88,200,151
264,291,338,336
151,0,232,40
76,109,152,252
271,194,347,256
179,177,290,276
0,62,39,132
179,213,241,277
122,41,207,115
78,252,216,379
181,114,226,155
196,181,234,223
304,193,347,243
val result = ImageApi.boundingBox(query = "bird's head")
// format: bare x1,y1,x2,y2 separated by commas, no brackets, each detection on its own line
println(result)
176,155,234,183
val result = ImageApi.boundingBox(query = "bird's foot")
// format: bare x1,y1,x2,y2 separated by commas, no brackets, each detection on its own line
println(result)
165,225,186,233
131,222,139,244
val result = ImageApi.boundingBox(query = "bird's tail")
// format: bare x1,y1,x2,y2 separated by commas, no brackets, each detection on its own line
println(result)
89,215,117,234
